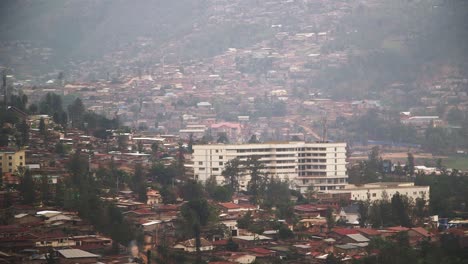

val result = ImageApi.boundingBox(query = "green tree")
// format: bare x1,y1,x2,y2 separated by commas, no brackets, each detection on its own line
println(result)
447,107,464,125
15,120,29,149
117,135,128,151
263,178,291,209
28,103,38,114
40,174,52,206
39,117,46,136
325,253,342,264
222,158,242,192
151,142,159,160
413,196,427,225
188,133,194,154
278,225,294,240
225,237,239,251
19,169,35,205
245,156,267,204
54,179,65,207
136,140,144,153
357,201,370,227
237,211,253,229
391,193,412,227
326,207,335,231
248,134,260,143
217,132,229,143
210,185,233,202
161,186,177,204
68,98,85,128
406,153,415,176
55,142,66,155
176,142,185,177
180,198,215,263
149,162,177,186
181,180,204,201
67,151,89,186
132,164,147,203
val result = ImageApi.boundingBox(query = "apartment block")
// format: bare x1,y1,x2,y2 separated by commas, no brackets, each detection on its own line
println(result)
0,149,26,174
191,142,348,193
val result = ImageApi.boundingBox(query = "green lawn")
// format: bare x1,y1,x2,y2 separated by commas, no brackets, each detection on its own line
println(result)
443,156,468,171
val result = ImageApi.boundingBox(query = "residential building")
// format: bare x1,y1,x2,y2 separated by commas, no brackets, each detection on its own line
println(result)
337,204,360,225
0,149,25,174
328,182,430,202
174,238,214,252
191,142,348,192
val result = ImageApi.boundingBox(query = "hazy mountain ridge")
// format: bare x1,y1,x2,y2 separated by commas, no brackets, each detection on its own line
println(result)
0,0,208,63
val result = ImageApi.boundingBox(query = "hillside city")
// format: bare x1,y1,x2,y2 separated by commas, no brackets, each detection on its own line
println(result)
0,0,467,263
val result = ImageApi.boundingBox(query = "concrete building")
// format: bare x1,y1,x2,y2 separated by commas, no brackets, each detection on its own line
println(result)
191,142,348,192
0,149,25,174
327,182,430,202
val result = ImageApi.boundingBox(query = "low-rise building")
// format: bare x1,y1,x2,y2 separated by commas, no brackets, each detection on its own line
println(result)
0,149,25,174
328,182,430,202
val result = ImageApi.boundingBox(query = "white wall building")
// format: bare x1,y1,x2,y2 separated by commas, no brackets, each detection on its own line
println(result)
327,182,430,202
191,142,348,192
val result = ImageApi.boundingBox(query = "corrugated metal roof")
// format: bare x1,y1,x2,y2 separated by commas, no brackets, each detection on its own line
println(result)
346,233,370,242
58,249,99,259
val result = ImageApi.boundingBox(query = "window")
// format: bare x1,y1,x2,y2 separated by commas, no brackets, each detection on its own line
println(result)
8,162,12,166
199,168,205,171
215,150,219,153
372,193,376,197
198,162,203,165
219,162,223,166
213,168,219,171
8,156,12,160
219,156,223,159
19,162,23,166
20,156,23,160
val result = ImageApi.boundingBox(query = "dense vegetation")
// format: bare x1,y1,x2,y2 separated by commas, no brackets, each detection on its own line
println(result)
320,0,468,101
337,110,468,154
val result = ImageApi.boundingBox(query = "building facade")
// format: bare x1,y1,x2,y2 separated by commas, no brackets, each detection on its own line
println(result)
327,182,430,202
191,142,348,192
0,149,25,174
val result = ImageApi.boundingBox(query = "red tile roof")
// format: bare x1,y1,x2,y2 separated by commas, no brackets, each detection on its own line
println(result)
218,202,241,210
387,226,410,232
356,228,381,236
410,227,432,237
126,209,155,215
331,228,360,236
246,247,275,256
213,239,228,246
294,204,327,212
0,225,29,233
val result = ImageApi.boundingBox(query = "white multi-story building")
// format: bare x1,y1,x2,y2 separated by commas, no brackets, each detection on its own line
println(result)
191,142,348,193
327,182,430,202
